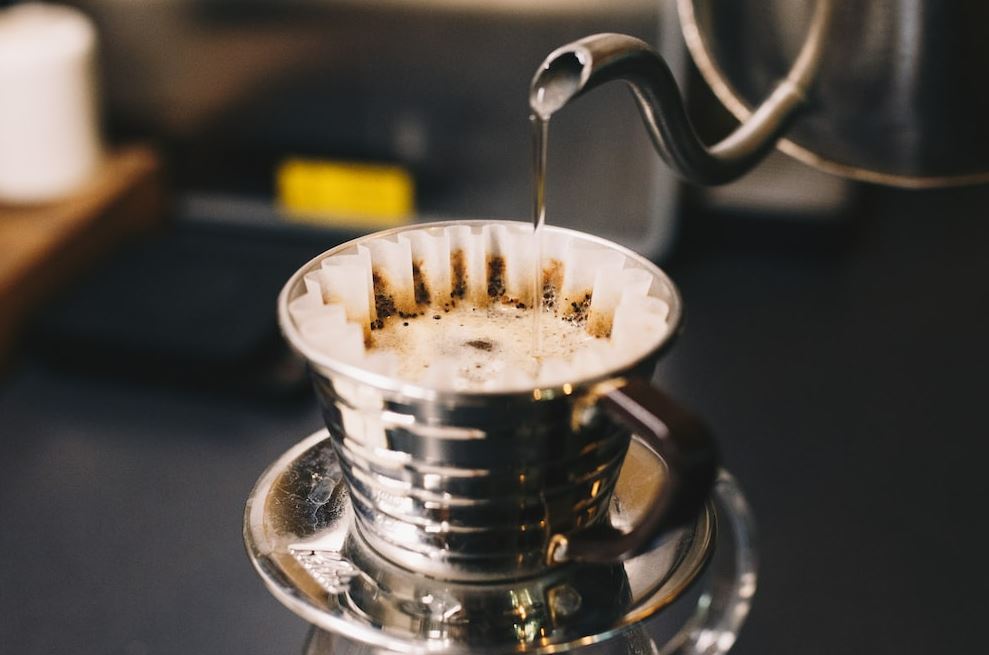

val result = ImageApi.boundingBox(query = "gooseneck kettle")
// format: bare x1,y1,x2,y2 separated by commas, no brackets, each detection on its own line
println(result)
531,0,989,188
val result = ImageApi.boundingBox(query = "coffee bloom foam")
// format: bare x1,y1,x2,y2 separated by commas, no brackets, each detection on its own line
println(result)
287,223,670,391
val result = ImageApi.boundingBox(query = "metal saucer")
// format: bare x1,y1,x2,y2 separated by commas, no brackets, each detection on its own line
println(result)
245,430,717,654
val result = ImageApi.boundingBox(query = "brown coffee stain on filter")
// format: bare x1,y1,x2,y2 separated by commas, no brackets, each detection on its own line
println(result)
541,259,563,310
465,339,494,351
586,309,612,339
450,249,467,302
370,270,394,331
371,268,422,341
485,254,530,309
562,291,592,326
486,255,506,301
358,320,372,345
411,260,431,306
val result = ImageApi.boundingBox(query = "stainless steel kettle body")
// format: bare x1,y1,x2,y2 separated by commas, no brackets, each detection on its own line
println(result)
532,0,989,188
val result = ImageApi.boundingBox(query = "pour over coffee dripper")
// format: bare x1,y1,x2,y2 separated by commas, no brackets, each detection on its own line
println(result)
245,222,758,655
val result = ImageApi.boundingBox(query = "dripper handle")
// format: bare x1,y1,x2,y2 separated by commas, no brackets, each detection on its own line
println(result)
550,378,718,564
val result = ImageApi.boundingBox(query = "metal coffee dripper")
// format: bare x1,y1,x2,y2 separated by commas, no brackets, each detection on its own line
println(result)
284,222,719,584
246,222,758,654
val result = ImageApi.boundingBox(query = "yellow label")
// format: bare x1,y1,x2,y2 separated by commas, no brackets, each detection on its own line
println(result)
276,158,414,228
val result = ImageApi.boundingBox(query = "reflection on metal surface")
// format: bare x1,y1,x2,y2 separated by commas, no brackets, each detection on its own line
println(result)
679,0,989,187
290,549,360,595
660,472,757,655
244,430,718,654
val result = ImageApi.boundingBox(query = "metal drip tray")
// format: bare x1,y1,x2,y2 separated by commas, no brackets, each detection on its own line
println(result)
245,430,719,654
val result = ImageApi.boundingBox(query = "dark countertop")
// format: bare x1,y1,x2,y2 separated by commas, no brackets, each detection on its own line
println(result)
2,185,987,654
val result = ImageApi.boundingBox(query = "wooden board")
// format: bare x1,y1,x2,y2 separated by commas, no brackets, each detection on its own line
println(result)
0,146,166,371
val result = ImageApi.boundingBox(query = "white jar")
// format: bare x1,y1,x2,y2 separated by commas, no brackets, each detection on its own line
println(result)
0,3,103,204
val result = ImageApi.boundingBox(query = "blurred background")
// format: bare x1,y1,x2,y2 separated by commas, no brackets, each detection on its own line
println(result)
0,1,986,654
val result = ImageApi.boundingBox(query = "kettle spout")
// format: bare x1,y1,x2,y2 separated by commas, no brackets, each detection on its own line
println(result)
530,5,829,185
529,47,589,121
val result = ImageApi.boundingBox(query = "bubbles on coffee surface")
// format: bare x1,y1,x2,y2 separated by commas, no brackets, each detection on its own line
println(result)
287,223,671,391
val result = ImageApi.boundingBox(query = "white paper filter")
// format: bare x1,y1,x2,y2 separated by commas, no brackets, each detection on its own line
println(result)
290,224,670,391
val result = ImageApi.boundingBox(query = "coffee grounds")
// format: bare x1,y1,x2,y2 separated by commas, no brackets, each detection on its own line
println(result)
487,256,506,299
372,270,396,322
563,292,592,324
450,250,466,299
541,259,563,310
542,284,556,310
412,260,431,306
